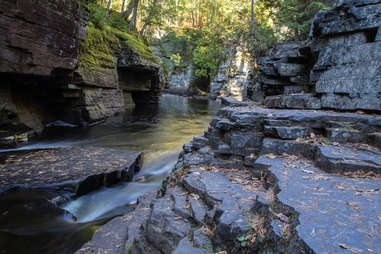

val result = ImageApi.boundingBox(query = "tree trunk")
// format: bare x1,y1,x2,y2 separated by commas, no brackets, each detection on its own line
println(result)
121,0,127,12
124,0,135,19
250,0,255,35
106,0,112,17
139,0,158,36
128,0,139,32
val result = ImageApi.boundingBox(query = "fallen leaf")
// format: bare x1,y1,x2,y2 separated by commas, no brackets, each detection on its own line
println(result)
265,153,277,159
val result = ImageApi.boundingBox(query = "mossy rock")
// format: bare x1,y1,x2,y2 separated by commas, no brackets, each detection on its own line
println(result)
78,3,160,75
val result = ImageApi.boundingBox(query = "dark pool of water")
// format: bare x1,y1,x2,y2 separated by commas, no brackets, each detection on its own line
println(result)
0,94,220,254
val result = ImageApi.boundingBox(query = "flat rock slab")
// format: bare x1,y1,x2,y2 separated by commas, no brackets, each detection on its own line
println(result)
256,155,381,253
0,147,142,196
316,145,381,173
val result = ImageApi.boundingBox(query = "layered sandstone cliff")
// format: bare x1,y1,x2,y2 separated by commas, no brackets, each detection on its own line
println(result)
0,0,167,147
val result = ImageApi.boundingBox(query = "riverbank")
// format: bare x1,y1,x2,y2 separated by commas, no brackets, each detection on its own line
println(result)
77,104,381,253
0,94,220,254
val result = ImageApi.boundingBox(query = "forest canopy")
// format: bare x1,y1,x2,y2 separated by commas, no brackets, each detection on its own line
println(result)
92,0,332,77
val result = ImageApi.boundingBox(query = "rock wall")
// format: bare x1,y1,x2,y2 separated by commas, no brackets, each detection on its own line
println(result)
257,42,319,109
0,0,87,76
210,46,252,101
256,0,381,112
310,0,381,111
153,37,253,98
0,0,167,145
151,36,197,95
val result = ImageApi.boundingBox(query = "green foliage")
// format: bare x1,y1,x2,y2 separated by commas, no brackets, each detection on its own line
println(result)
126,244,132,254
237,235,247,247
79,2,160,73
170,53,182,67
192,30,223,79
275,0,330,40
85,0,331,78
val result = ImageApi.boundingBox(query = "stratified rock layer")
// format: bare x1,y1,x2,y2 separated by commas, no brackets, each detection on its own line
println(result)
0,147,142,197
76,104,381,254
0,0,167,141
257,0,381,112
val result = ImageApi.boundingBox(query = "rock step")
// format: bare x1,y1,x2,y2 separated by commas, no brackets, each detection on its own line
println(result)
254,155,381,254
326,127,366,143
264,126,312,140
264,94,321,109
171,237,212,254
315,145,381,174
0,147,142,197
261,137,381,174
132,164,314,253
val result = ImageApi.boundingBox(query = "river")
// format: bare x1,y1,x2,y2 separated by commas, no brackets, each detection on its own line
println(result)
0,94,220,254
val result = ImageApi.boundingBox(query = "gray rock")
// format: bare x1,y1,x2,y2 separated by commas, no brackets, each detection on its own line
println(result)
189,196,207,224
376,27,381,41
193,228,213,249
261,138,313,158
315,145,381,173
220,96,251,107
147,197,192,253
327,128,365,143
169,187,191,219
171,237,212,254
310,1,381,37
264,94,321,109
215,119,236,131
264,126,312,140
321,93,381,111
274,63,305,77
228,132,263,153
283,86,310,94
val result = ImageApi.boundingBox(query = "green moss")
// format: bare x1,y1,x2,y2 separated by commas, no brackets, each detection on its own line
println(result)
126,243,133,254
79,24,120,72
108,27,160,65
79,3,160,74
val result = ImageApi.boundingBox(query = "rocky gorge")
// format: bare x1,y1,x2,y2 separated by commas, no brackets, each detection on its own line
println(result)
76,0,381,253
0,0,380,254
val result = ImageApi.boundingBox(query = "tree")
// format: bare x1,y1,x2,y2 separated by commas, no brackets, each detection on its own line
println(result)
121,0,127,12
106,0,112,17
139,0,159,36
128,0,139,32
250,0,255,35
123,0,135,19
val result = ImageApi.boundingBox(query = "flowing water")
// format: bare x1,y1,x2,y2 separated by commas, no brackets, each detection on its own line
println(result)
0,94,220,254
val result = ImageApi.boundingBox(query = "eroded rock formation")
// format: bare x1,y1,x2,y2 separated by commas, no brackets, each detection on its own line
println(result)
210,45,252,101
257,0,381,112
76,1,381,253
0,0,167,146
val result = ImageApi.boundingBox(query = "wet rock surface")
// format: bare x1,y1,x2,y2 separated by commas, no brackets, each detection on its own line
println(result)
0,147,142,196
